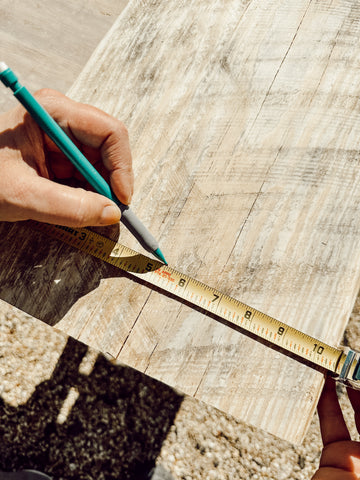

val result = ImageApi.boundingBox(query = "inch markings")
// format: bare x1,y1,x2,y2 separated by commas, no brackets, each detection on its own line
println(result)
31,221,347,379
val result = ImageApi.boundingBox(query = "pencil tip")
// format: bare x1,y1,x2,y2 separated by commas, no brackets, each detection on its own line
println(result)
154,247,168,265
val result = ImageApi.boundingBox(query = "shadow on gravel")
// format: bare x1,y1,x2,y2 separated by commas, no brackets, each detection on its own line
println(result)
0,337,183,480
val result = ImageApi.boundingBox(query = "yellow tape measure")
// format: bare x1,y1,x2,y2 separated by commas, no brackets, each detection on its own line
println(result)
32,221,360,390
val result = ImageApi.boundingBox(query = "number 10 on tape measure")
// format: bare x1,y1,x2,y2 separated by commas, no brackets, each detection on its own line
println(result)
32,221,360,391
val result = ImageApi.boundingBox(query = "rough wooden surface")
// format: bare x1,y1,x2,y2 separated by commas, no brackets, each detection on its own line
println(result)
2,0,360,444
0,0,127,112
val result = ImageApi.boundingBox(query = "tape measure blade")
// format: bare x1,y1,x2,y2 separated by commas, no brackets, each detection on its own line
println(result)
31,221,344,377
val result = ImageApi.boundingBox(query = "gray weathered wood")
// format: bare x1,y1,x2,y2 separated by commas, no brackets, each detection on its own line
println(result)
2,0,360,443
0,0,127,112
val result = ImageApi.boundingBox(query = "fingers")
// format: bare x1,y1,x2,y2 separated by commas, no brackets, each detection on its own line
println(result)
4,176,121,227
100,126,134,205
1,89,132,227
347,386,360,434
34,89,134,205
317,377,351,446
312,466,360,480
318,440,360,474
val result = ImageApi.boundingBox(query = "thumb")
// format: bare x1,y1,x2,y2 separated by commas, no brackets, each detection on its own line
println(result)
26,177,121,227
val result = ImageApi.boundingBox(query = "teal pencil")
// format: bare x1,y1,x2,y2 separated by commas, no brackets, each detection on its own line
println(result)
0,62,167,264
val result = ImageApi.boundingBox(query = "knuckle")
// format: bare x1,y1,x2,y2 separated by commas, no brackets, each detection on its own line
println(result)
33,89,66,113
113,119,129,140
119,121,129,137
33,88,60,101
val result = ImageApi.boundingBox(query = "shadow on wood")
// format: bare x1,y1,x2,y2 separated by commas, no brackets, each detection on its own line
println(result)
0,336,183,479
0,221,127,326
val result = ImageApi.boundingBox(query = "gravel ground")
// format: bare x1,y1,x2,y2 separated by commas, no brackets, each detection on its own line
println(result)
0,296,359,480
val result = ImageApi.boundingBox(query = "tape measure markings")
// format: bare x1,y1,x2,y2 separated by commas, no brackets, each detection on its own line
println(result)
31,221,346,379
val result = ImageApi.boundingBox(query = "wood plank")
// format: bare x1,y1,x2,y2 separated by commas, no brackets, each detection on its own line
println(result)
0,0,127,112
2,0,360,443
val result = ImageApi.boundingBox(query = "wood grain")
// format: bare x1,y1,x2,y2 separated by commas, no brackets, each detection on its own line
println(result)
2,0,360,443
0,0,127,112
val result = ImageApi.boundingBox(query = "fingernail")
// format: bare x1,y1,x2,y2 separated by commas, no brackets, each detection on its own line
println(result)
123,191,132,205
100,205,121,225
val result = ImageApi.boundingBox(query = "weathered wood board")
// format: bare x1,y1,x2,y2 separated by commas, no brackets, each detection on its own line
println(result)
2,0,360,443
0,0,128,112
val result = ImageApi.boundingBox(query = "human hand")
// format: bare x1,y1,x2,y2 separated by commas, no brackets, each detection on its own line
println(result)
0,89,133,227
311,376,360,479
